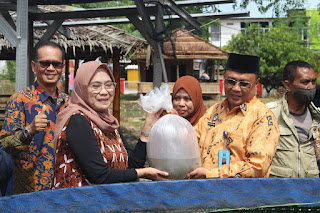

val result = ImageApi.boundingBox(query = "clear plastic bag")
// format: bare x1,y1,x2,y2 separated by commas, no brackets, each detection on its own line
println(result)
138,83,173,113
147,114,201,179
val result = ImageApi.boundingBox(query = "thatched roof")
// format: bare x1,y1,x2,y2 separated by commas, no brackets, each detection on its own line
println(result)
135,28,229,61
163,28,229,60
0,5,147,60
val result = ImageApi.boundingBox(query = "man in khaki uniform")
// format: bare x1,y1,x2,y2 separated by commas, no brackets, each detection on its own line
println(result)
188,53,279,179
267,60,320,178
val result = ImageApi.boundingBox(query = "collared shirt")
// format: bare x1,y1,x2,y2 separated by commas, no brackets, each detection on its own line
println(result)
194,96,279,178
0,81,69,194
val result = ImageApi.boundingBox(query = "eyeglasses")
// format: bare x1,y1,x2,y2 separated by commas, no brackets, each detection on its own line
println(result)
35,60,64,69
224,78,252,89
89,82,116,94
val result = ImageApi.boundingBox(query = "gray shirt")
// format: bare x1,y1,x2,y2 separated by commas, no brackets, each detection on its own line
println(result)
290,107,313,143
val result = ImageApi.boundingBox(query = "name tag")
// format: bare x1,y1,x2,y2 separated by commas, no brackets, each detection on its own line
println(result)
218,150,230,167
208,122,216,127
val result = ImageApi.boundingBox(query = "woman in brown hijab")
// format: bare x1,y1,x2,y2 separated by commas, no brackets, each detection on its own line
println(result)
172,76,207,126
52,61,168,189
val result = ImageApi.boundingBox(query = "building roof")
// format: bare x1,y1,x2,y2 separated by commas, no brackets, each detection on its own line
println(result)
0,5,147,60
136,28,229,60
163,28,229,60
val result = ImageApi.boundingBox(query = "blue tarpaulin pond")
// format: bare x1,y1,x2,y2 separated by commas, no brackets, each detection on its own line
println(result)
0,178,320,212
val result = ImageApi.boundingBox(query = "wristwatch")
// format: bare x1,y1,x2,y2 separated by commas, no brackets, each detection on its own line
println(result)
23,127,33,140
141,131,150,137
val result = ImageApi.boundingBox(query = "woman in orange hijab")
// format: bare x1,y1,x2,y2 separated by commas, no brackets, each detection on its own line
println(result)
172,76,207,126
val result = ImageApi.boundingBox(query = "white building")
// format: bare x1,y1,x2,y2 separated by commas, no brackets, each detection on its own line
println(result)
209,18,275,48
0,61,7,75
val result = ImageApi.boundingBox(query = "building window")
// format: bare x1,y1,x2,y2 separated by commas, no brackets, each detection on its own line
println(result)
260,22,269,28
302,27,308,41
240,22,247,28
240,21,270,28
211,24,220,41
240,21,270,34
227,23,234,25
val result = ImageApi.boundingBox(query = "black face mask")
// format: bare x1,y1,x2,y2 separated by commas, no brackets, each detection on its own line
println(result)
293,88,316,105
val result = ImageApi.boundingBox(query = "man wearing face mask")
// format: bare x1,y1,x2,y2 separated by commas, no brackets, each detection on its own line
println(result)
267,60,320,178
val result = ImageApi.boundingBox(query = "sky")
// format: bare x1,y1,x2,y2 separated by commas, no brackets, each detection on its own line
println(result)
215,0,319,18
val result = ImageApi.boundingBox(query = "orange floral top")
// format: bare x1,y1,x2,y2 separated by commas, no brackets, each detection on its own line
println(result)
194,96,280,178
52,113,129,189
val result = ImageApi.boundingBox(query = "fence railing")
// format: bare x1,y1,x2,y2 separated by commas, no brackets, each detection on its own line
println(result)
0,94,11,129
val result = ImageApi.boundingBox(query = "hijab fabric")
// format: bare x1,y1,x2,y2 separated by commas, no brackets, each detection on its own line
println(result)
172,76,207,126
54,61,119,149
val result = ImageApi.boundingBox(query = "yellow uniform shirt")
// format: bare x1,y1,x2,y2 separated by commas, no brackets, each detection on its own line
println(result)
195,96,279,178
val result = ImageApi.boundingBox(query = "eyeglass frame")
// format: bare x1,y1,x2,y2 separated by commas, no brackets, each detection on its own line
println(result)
89,82,117,94
224,78,254,89
34,60,64,69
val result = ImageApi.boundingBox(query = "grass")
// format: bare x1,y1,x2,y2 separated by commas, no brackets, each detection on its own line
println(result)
120,94,140,101
119,94,280,121
120,100,145,119
0,79,15,95
119,94,280,142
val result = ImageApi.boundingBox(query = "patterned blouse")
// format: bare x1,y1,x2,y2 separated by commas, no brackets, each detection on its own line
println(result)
0,81,69,194
52,113,131,189
195,96,280,178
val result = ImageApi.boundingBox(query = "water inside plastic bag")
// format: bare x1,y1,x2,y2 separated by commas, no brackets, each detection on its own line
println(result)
147,114,201,179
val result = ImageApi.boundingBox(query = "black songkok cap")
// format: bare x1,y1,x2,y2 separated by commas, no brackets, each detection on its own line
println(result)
225,53,260,75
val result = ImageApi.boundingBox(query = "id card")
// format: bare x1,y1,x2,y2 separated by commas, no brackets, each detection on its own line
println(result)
218,150,230,167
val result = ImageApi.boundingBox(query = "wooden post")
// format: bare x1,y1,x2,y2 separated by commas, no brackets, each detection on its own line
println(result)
217,59,221,81
112,48,120,122
213,60,217,81
209,60,214,81
176,64,180,80
74,58,79,78
65,58,69,94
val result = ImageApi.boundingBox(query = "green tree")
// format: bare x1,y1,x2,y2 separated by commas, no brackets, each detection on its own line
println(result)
235,0,317,17
73,0,134,9
224,24,318,95
73,1,218,41
0,61,16,82
73,1,143,38
73,0,319,38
